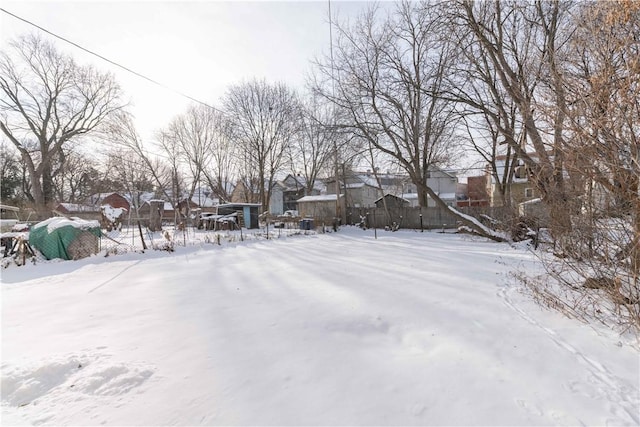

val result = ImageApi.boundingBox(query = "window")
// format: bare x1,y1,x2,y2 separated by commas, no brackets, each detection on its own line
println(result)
515,165,528,180
525,188,534,198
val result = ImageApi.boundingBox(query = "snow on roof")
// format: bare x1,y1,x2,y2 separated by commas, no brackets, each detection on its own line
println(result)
438,192,457,200
297,194,343,202
346,183,365,189
519,198,542,205
32,217,101,233
58,203,99,212
394,192,456,200
123,192,155,205
353,175,381,187
282,175,326,192
190,196,219,208
217,203,261,208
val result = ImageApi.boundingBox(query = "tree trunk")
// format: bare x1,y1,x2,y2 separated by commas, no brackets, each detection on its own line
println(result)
417,181,505,242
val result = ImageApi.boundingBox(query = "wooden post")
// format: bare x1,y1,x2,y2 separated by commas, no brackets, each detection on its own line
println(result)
149,200,163,232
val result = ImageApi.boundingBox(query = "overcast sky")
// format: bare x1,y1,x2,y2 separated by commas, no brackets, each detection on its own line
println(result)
1,1,376,142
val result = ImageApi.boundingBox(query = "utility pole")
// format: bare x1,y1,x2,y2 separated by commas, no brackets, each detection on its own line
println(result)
329,0,341,224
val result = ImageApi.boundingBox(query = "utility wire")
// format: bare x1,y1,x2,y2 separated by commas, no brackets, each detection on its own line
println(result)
1,8,494,179
0,7,221,113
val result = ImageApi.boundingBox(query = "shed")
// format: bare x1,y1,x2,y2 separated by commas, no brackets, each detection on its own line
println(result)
374,194,410,208
216,203,261,229
29,217,101,261
297,194,345,224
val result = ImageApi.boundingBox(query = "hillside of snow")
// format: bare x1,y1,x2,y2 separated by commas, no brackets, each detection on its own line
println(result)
2,228,639,426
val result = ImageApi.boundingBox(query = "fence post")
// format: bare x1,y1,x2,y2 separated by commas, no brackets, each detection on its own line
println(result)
372,210,377,239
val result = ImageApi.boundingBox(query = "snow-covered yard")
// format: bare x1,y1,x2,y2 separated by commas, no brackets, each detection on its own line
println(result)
1,228,639,426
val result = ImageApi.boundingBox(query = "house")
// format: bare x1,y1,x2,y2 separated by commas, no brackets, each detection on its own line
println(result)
52,203,102,223
86,192,131,212
458,175,490,207
324,167,461,209
400,192,458,208
138,200,176,224
230,179,284,215
401,168,460,206
54,203,100,215
54,192,135,226
297,194,345,225
490,155,540,207
280,174,324,213
189,187,220,212
230,180,260,204
344,182,383,208
324,173,386,208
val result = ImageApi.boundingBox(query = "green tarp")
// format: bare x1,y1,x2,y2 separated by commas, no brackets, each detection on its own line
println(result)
29,217,101,261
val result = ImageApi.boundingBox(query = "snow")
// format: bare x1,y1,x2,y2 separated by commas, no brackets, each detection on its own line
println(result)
298,194,342,202
437,192,456,200
2,228,639,426
345,182,366,189
401,192,456,200
30,217,101,233
101,205,127,222
520,197,542,205
448,205,510,241
57,203,98,213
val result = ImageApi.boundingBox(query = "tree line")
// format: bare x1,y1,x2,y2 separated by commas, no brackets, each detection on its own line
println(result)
1,0,638,247
2,0,639,327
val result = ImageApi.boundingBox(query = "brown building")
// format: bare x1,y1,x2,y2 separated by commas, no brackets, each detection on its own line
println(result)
86,192,131,211
460,175,491,207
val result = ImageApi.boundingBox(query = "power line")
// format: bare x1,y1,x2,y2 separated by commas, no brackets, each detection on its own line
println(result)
0,7,221,113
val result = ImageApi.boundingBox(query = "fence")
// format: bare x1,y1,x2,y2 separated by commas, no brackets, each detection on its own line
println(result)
345,206,515,230
1,221,310,268
1,204,536,267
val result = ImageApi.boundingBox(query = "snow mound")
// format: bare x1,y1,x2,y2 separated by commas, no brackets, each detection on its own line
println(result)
31,217,101,233
1,351,155,409
101,205,127,223
1,357,85,407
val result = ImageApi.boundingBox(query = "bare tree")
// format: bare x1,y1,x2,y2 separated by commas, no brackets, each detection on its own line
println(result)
565,0,640,256
161,104,218,212
440,10,528,212
223,79,302,212
449,0,576,239
0,34,126,217
106,113,177,211
542,0,640,329
202,111,236,203
103,147,155,217
290,95,338,195
312,2,500,237
50,148,97,203
0,141,21,204
154,131,185,225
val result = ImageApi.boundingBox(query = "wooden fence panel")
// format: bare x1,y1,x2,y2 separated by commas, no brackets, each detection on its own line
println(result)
345,206,513,230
